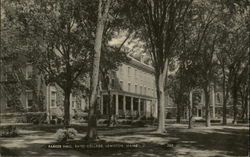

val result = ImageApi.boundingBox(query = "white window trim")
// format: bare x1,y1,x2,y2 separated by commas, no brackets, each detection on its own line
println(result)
25,90,33,109
25,64,33,80
50,88,57,108
120,80,123,90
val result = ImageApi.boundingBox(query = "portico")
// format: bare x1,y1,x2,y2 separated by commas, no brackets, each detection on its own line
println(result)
100,91,156,118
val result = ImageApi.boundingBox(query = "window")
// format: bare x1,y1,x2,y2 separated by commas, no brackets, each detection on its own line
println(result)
135,85,138,93
216,93,221,104
5,66,15,82
71,93,77,109
128,83,131,92
6,99,12,108
111,79,115,88
120,81,123,90
148,88,150,96
72,99,75,108
120,66,123,76
144,87,146,95
198,109,202,117
26,65,33,79
128,67,131,78
26,91,33,108
51,91,56,107
72,101,75,108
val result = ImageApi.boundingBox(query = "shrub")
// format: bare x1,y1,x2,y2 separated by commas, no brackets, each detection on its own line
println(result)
50,115,64,125
131,120,145,127
50,119,56,125
72,109,88,120
117,119,132,125
26,112,47,124
55,128,78,142
1,125,19,137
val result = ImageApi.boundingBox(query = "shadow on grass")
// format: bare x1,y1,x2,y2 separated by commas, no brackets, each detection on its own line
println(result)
45,140,176,157
0,146,18,156
16,124,150,134
154,127,249,156
1,124,248,157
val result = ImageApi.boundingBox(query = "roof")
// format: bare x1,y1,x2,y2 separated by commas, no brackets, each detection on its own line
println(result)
125,56,155,74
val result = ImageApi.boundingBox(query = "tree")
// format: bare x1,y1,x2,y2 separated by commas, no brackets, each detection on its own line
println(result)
128,0,192,133
1,8,45,113
216,1,249,125
180,0,225,127
2,0,98,126
86,0,111,140
168,55,198,127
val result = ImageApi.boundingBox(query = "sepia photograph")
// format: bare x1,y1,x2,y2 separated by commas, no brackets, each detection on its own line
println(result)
0,0,249,156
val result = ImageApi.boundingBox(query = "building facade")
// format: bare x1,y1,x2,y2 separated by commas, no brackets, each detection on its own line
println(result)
99,56,158,119
0,55,158,123
0,59,86,123
165,84,227,120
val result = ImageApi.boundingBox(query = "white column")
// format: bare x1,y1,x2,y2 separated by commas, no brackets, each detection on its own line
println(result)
212,85,216,118
100,95,103,114
115,93,119,115
46,86,51,122
202,90,205,117
138,98,141,116
123,95,126,116
131,97,134,116
188,90,193,119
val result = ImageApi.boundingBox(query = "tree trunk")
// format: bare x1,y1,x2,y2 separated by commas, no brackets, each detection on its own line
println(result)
86,0,111,140
232,80,238,125
204,88,211,127
157,89,166,133
107,92,116,127
188,91,193,129
156,59,168,133
63,89,71,126
222,66,227,125
188,106,192,129
176,102,181,123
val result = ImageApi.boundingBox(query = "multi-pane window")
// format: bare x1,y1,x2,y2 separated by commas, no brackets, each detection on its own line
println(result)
135,85,138,94
51,91,56,107
26,91,33,108
71,94,76,108
120,81,123,90
120,66,123,76
128,67,131,78
5,66,15,81
128,83,131,92
26,65,33,80
111,79,115,88
216,93,221,104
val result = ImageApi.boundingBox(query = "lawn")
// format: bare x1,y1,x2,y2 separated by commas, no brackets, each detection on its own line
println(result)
0,123,248,157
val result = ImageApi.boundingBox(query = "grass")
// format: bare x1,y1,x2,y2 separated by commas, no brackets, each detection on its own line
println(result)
0,123,248,157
